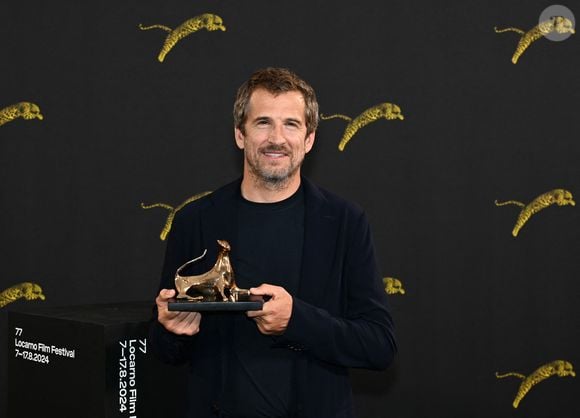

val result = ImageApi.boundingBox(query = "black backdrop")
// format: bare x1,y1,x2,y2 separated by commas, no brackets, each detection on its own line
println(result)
2,1,579,417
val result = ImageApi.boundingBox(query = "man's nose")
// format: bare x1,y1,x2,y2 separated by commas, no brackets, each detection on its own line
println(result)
268,123,285,144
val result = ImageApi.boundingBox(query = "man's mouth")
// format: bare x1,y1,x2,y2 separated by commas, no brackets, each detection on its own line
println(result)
261,147,289,159
263,151,286,158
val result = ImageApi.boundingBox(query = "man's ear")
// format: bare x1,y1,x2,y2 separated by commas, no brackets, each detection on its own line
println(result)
305,131,316,154
234,127,245,150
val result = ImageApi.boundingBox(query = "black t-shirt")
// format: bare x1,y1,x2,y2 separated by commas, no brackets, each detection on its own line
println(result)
220,185,305,418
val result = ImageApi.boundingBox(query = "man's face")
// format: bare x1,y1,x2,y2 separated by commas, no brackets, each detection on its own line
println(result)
234,88,315,187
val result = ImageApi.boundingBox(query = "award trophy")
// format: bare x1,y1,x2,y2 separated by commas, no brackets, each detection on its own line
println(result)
167,240,264,311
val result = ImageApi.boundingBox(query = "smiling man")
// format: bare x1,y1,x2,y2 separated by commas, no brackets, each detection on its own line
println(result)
150,67,397,418
235,88,313,196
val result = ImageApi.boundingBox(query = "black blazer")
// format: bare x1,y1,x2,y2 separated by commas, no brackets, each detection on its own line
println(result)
150,177,397,418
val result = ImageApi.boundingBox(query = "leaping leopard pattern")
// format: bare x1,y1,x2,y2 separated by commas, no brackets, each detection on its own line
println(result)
321,103,404,151
495,189,575,236
139,14,226,62
495,16,575,64
0,102,43,127
0,282,45,308
141,191,212,240
496,360,575,408
383,277,405,295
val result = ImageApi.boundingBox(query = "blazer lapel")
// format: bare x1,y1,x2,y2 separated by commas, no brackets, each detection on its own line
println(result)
298,178,340,304
200,179,241,265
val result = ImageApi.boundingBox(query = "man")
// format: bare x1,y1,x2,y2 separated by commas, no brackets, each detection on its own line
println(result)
150,67,397,418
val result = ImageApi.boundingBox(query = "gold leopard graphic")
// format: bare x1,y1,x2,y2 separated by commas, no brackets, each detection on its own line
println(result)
141,191,212,240
382,277,405,295
496,360,575,408
495,16,575,64
0,282,45,308
139,14,226,62
320,102,404,151
0,102,43,127
495,189,575,236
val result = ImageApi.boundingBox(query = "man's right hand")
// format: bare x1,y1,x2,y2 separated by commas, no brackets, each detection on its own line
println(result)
156,289,202,336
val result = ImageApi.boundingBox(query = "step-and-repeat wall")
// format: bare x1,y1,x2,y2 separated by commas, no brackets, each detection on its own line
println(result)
1,1,579,417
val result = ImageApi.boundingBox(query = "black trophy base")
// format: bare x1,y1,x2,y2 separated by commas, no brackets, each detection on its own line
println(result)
168,299,264,312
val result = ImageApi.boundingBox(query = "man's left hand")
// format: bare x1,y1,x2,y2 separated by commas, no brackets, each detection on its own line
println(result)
247,284,293,335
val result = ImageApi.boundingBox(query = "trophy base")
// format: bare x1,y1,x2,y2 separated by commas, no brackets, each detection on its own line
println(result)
168,299,264,312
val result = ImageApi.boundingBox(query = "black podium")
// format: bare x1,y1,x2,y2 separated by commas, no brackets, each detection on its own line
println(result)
7,301,187,418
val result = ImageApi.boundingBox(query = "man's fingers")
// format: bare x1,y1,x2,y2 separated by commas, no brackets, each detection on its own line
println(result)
172,311,187,323
155,289,202,336
246,309,265,318
246,285,291,335
174,311,196,324
159,288,176,300
184,312,200,327
250,283,279,297
156,289,176,309
165,312,201,335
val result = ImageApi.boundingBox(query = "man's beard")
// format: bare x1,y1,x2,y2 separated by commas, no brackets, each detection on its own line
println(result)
247,145,302,189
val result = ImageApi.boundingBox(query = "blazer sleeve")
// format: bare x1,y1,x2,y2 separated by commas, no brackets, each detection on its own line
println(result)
280,211,397,370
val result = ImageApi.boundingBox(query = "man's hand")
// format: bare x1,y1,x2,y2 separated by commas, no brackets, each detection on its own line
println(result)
246,284,293,335
156,289,202,336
